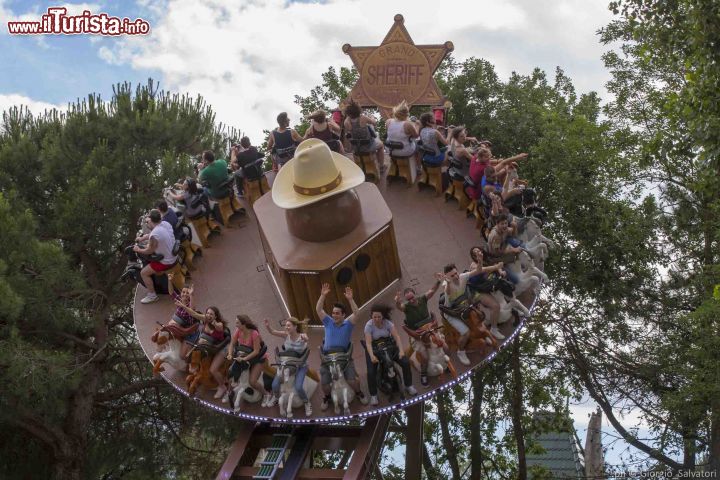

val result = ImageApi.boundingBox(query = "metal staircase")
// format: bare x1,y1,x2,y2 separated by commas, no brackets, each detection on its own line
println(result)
253,429,293,480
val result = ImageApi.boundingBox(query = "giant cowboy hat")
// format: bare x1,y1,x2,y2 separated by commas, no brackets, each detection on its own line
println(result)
272,138,365,209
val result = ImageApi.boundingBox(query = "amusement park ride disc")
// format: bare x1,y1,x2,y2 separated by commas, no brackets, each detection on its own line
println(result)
132,173,540,424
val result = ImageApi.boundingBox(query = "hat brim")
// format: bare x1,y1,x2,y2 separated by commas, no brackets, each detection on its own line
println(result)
272,151,366,209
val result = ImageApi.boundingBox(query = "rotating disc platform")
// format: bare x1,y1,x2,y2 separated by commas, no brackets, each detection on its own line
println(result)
133,175,536,423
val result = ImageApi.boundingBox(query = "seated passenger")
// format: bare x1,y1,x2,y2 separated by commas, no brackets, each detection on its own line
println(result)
230,136,264,195
466,247,509,339
156,199,179,230
198,150,231,200
386,100,418,158
227,315,271,405
267,112,303,170
344,99,384,170
175,304,230,397
364,304,417,405
168,178,208,219
305,109,344,153
265,317,312,416
418,112,451,166
442,261,505,363
394,273,444,385
167,275,195,327
449,126,478,178
133,209,177,304
316,283,369,410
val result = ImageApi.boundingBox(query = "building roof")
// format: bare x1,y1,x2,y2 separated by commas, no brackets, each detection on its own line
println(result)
526,429,585,479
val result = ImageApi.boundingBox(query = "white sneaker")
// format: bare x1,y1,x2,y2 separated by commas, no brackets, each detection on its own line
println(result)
369,395,379,406
261,394,270,407
304,402,313,417
406,386,418,396
266,395,277,407
140,293,159,304
490,327,505,340
456,350,471,366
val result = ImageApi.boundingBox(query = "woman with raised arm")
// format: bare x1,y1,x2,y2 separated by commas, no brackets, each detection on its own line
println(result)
265,317,313,416
227,315,271,406
418,112,451,166
363,304,417,406
304,109,345,154
449,126,478,178
174,302,230,398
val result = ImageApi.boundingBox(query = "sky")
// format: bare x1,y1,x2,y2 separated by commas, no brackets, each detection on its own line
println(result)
1,0,616,142
1,0,650,470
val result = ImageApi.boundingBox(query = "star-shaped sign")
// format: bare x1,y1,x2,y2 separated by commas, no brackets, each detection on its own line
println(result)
342,14,454,118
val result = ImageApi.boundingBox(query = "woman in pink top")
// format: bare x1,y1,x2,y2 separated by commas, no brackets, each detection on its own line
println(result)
227,315,271,406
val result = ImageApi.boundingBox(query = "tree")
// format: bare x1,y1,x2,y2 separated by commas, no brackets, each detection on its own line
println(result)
0,80,232,479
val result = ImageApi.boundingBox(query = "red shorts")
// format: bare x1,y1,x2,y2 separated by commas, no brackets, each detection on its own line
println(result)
149,262,174,272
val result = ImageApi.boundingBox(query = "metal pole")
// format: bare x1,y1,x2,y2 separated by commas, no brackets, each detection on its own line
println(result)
405,402,424,480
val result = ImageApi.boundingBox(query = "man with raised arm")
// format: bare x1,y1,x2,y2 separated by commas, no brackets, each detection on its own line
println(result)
316,283,369,411
442,261,506,364
394,272,444,386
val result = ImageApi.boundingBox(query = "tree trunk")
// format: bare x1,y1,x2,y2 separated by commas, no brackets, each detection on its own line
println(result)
436,393,462,480
470,370,485,480
511,336,527,480
423,441,440,480
53,360,104,480
710,398,720,474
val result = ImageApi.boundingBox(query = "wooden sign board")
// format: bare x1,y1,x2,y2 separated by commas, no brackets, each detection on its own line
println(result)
343,14,454,118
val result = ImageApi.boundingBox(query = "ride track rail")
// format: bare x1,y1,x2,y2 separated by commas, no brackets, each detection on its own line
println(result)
132,174,545,425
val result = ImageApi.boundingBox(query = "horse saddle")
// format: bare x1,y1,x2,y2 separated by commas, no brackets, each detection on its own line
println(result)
275,145,296,159
278,348,308,359
402,319,439,340
320,344,353,365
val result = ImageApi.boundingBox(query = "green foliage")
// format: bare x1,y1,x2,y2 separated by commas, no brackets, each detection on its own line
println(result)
0,80,238,479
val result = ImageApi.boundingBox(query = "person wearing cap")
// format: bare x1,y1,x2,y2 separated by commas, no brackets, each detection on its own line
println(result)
304,109,345,154
267,112,303,171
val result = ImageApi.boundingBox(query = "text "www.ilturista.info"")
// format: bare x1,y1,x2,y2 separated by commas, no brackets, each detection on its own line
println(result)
7,7,150,35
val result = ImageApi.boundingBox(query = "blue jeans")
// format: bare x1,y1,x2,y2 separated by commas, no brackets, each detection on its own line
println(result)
271,364,309,402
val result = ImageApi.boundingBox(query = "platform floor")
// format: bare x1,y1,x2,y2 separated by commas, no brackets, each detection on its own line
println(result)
133,172,534,422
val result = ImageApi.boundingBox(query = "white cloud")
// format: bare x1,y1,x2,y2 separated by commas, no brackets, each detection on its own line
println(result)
96,0,614,142
0,94,65,118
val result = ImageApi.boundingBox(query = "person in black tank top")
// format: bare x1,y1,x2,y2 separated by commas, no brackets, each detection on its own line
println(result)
266,112,302,170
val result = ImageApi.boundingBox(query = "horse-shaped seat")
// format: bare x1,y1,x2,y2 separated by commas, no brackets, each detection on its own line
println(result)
320,344,355,415
272,347,317,418
438,293,499,353
150,322,198,374
403,322,456,379
185,333,231,395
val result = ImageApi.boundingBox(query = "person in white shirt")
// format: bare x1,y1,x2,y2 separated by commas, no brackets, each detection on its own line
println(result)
133,209,177,304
